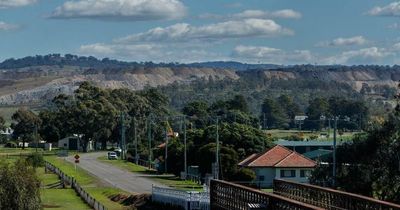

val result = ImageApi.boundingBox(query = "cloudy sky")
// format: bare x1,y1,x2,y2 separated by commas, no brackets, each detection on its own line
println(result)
1,0,400,65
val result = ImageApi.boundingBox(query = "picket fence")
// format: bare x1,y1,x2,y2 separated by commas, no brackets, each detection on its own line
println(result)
45,161,108,210
152,185,210,210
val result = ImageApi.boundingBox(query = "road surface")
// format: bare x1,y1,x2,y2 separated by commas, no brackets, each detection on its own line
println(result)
67,152,167,193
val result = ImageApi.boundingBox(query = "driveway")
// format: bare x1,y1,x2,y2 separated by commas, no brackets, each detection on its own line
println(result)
67,152,167,193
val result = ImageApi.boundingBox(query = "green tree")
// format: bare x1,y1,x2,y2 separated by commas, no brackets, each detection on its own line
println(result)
261,97,289,128
305,97,329,130
0,159,41,210
197,143,239,181
11,108,41,149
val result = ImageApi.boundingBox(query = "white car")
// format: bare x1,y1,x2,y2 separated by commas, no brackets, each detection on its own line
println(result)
107,152,118,160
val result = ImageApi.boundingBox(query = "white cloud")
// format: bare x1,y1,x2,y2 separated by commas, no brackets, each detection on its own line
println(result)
50,0,186,21
115,19,293,43
388,23,400,29
200,9,302,20
368,2,400,16
79,43,226,62
318,36,368,47
0,21,18,31
233,9,302,19
393,42,400,51
0,0,36,8
232,45,314,64
323,47,393,64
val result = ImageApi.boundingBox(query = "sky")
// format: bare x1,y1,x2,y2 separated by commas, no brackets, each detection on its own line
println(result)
0,0,400,65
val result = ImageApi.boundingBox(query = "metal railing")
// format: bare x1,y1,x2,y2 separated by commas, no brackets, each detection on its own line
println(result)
152,185,210,210
210,179,324,210
273,179,400,210
45,161,108,210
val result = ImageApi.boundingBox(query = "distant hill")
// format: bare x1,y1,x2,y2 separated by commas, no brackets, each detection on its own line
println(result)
0,54,279,71
187,61,281,71
0,54,399,108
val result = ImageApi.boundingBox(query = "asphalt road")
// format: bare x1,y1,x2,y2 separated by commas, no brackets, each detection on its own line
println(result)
67,152,167,193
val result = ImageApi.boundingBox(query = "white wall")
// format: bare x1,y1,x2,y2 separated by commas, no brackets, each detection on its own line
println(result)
253,168,275,188
275,168,314,184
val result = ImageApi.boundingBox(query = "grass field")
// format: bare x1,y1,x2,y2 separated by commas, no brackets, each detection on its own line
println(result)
98,156,152,174
266,129,360,141
45,156,128,210
98,156,203,191
38,167,91,210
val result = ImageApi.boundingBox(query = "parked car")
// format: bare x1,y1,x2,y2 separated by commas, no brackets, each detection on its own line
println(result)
107,152,118,160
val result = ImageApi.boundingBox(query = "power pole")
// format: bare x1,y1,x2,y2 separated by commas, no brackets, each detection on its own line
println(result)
120,112,126,160
332,116,338,188
164,118,168,173
147,116,152,169
215,117,219,180
183,116,187,178
133,117,138,165
35,123,38,153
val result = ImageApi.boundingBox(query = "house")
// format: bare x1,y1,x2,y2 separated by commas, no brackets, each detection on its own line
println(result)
238,145,316,188
276,139,342,154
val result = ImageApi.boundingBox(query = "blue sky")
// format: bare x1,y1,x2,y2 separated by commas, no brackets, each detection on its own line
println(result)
1,0,400,64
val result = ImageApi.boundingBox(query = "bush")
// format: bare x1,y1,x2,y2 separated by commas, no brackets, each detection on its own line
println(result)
4,141,17,148
0,159,41,210
233,168,256,182
26,153,44,168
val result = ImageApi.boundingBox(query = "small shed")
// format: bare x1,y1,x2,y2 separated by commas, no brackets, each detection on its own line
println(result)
58,136,80,150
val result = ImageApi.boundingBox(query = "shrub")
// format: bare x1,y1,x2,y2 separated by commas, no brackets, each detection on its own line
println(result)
233,168,256,182
26,153,44,168
0,159,41,210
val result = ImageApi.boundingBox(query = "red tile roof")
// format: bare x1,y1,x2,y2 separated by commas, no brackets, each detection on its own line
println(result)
238,145,316,168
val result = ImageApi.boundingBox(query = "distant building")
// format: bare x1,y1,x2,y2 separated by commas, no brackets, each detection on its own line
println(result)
238,145,316,188
58,136,81,150
275,139,342,154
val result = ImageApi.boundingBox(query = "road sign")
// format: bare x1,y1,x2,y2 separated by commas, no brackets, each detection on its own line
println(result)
74,154,80,163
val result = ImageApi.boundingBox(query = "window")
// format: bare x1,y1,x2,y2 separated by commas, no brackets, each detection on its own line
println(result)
259,176,265,181
280,170,296,178
300,170,312,178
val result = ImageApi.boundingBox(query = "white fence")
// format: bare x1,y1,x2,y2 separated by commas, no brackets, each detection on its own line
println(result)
152,186,210,210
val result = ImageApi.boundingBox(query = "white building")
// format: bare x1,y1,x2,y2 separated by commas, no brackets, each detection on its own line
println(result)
238,145,316,188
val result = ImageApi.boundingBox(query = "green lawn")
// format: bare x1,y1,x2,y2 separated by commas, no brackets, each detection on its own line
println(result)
151,177,203,191
97,156,153,174
45,156,128,210
37,165,91,210
97,156,203,191
266,129,360,141
261,188,273,193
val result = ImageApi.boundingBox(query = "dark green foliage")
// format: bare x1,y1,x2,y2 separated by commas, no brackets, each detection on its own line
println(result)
0,159,41,210
0,115,5,132
261,98,289,128
233,168,256,182
11,108,41,149
197,143,239,180
26,153,44,168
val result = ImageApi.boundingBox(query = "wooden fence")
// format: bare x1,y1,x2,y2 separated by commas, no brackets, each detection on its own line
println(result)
45,161,108,210
210,179,324,210
273,179,400,210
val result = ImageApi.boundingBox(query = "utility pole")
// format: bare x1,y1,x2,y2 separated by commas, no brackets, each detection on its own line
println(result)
215,117,220,180
120,112,126,160
147,116,152,169
133,117,138,165
164,118,168,173
35,123,38,153
332,116,338,188
183,116,187,178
